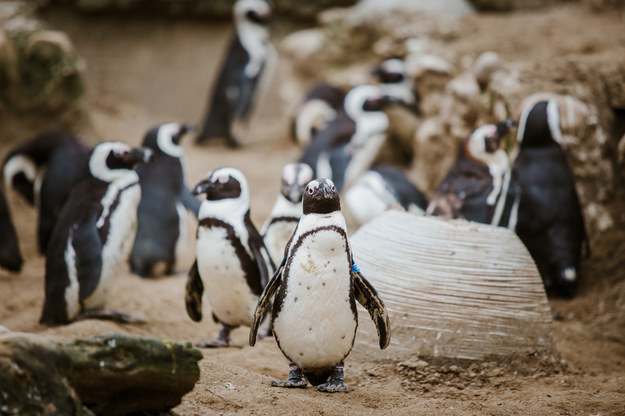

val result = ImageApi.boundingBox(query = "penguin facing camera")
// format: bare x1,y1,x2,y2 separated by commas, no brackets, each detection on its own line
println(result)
250,178,391,393
513,100,588,297
185,167,274,348
261,162,314,266
344,164,427,227
0,187,23,273
196,0,274,147
130,122,199,277
427,120,518,228
40,142,153,325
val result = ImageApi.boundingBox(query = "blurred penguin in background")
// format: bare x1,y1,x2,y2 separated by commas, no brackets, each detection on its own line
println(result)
196,0,274,147
130,122,198,277
290,83,346,147
513,100,588,297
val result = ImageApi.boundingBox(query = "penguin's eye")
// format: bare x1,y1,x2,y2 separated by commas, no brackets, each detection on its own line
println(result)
308,188,314,194
331,185,336,192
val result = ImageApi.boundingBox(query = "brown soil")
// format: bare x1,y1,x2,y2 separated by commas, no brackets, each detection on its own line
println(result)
1,4,625,415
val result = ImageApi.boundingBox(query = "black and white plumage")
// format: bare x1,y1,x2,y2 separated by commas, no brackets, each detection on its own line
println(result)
372,58,420,115
130,122,197,277
2,131,90,253
40,142,152,325
427,120,518,227
344,164,427,227
0,187,23,273
250,178,390,393
291,83,346,147
261,162,314,266
196,0,273,147
185,167,273,348
513,100,587,297
300,84,396,192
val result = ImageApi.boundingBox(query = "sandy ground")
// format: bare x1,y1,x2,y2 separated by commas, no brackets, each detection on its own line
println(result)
1,4,625,415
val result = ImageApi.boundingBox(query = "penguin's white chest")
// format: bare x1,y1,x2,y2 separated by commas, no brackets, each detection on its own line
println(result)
196,225,257,327
264,219,298,266
83,184,141,309
273,229,357,370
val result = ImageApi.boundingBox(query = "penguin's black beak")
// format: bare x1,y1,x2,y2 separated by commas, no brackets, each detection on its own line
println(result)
317,182,337,199
191,179,211,197
247,10,271,24
173,123,195,145
485,119,516,153
496,118,516,136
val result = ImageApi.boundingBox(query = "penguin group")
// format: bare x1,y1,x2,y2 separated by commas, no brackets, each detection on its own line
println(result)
0,0,593,397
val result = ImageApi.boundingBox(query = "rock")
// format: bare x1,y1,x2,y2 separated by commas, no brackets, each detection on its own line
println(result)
406,54,455,79
447,71,480,101
279,29,325,72
584,202,614,234
0,332,202,416
472,51,501,90
413,117,456,194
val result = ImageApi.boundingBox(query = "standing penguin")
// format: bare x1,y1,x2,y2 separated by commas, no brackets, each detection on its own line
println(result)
130,122,197,277
0,187,23,273
250,178,390,393
372,58,420,115
344,164,427,227
427,120,518,228
261,162,314,266
185,167,273,347
290,83,346,147
3,131,90,253
513,100,587,296
196,0,273,147
40,142,152,325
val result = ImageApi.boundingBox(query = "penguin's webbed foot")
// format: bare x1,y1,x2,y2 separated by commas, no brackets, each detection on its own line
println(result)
317,365,348,393
76,309,147,325
271,364,308,388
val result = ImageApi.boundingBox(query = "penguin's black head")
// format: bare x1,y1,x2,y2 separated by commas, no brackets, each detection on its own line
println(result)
105,146,153,171
467,119,515,157
517,100,562,148
235,0,272,26
280,162,314,203
362,94,400,112
90,142,153,182
303,178,341,215
192,167,246,201
142,122,194,157
371,58,407,84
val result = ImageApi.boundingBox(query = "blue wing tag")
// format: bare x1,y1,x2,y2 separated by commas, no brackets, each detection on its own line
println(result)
352,263,360,273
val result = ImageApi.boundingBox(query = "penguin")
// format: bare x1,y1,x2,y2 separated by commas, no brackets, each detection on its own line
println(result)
2,131,90,253
344,164,427,227
300,84,398,192
427,120,518,227
196,0,273,147
40,142,152,325
261,162,314,266
185,167,274,347
290,83,346,147
0,187,23,273
129,122,198,277
372,58,420,115
513,100,588,297
249,178,390,393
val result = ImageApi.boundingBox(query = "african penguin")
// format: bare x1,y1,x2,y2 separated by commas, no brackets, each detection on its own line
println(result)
196,0,273,147
0,187,23,273
344,164,427,227
302,85,397,192
130,122,198,277
3,131,90,253
185,167,274,348
291,83,346,147
426,120,518,228
261,162,314,266
40,142,152,325
372,58,420,115
513,100,587,297
250,178,391,393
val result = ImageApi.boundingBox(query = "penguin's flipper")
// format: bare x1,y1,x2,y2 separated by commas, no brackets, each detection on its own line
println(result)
180,184,201,219
185,260,204,322
71,219,104,301
249,258,284,347
351,264,391,350
245,214,275,290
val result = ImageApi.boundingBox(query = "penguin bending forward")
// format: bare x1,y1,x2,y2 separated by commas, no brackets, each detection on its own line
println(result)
196,0,273,147
130,122,196,277
513,100,588,296
40,142,152,325
250,178,391,393
261,162,314,266
185,167,274,347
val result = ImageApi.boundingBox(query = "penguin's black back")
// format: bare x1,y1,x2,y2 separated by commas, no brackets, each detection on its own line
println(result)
372,164,427,210
513,145,585,291
298,112,356,174
0,187,23,273
130,151,184,276
41,178,108,325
